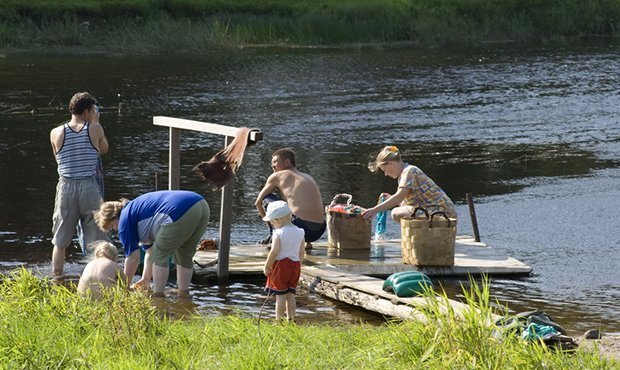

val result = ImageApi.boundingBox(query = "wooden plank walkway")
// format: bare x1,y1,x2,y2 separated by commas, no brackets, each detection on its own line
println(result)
193,236,532,278
192,236,526,321
300,264,501,322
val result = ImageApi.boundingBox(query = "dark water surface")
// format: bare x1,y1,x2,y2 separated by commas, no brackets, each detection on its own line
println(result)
1,41,618,333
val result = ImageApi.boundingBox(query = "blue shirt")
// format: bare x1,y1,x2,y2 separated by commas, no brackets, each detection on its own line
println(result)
118,190,204,256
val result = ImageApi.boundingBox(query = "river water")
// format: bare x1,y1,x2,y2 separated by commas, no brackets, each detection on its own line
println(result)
0,41,618,334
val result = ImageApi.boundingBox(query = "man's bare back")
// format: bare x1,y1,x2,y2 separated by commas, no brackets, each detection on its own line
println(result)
255,148,326,248
265,169,324,223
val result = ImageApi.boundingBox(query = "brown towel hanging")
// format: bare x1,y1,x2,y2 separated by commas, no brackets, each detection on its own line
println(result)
193,127,254,190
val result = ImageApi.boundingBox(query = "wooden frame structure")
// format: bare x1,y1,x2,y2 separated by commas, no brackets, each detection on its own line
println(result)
153,116,263,283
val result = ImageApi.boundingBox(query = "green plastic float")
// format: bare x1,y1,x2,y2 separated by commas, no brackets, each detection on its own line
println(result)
382,271,433,297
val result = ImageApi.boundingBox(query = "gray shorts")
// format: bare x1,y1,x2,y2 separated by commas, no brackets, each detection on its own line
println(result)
152,199,210,269
52,177,107,250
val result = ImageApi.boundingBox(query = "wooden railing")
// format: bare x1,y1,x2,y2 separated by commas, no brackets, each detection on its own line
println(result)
154,116,263,283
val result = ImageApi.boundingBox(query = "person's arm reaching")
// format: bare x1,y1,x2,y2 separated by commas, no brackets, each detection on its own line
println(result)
132,247,153,290
362,187,408,220
255,174,278,218
123,249,141,286
90,121,109,155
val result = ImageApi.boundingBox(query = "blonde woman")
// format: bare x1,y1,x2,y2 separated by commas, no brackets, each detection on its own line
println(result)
95,190,210,298
361,146,456,223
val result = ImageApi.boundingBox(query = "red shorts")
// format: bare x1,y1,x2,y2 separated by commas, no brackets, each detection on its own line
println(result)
265,258,301,295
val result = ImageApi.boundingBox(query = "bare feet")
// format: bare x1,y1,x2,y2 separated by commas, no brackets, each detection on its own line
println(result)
51,270,63,284
177,290,192,299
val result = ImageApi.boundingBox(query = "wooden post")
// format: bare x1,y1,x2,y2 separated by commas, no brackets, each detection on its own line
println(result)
217,135,234,284
466,193,481,242
169,127,181,190
153,116,263,285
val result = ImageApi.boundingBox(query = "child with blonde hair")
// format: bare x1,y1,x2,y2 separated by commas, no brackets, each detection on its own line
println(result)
262,200,305,321
77,240,126,298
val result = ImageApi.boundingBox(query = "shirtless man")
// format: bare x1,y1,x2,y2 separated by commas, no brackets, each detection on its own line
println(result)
255,148,326,250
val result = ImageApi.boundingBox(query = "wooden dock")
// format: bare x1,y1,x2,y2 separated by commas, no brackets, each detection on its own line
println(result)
300,264,501,322
193,236,529,321
193,236,532,278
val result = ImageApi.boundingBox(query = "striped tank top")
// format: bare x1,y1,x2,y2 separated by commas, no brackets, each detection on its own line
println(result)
56,121,100,178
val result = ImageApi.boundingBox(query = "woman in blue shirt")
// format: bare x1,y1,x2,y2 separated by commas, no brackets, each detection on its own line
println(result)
95,190,210,297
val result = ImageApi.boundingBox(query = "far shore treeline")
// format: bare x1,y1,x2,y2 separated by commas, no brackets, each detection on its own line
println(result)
1,0,619,54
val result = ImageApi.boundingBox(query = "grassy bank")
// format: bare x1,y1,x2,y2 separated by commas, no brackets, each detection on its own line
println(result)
0,269,616,369
1,0,619,54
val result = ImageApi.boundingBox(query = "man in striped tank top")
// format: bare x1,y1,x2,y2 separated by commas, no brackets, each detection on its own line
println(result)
49,92,109,278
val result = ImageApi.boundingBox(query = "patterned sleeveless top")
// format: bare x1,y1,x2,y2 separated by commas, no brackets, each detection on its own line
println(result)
56,121,100,178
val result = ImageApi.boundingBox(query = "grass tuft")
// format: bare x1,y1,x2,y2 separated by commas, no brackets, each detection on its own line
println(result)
0,269,617,368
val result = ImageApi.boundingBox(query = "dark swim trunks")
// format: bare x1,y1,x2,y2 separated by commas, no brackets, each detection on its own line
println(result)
291,216,326,243
263,194,326,243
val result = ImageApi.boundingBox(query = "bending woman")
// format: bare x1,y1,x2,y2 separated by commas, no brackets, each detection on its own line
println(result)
361,146,456,222
95,190,209,297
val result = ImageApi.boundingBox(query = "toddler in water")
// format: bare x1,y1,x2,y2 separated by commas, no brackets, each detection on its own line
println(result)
263,201,305,321
77,240,127,298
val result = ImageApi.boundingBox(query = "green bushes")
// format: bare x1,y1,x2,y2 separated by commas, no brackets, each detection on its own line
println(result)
1,0,619,52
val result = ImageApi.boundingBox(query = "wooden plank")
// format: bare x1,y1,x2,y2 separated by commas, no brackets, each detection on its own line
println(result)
303,273,426,321
217,135,234,284
312,238,532,277
301,265,500,322
193,237,532,278
193,241,523,321
168,127,181,190
154,116,263,142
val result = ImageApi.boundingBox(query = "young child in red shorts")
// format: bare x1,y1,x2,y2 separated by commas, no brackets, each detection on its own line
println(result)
262,200,305,321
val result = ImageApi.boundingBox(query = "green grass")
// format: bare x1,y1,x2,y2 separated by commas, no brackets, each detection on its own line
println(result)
0,269,616,369
0,0,619,53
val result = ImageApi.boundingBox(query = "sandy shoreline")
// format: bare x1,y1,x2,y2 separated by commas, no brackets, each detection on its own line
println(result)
578,335,620,361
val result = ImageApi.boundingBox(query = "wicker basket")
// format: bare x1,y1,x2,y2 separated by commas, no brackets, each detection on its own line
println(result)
326,211,372,249
326,194,371,250
400,210,457,266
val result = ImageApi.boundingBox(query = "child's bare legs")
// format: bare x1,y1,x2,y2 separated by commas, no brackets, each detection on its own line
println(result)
274,293,296,321
275,294,287,320
285,293,296,321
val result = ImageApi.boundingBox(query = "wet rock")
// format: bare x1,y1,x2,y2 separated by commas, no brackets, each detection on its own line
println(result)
583,329,602,340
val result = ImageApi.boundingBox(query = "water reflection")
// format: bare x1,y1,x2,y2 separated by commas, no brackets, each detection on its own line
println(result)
1,41,619,333
169,279,386,325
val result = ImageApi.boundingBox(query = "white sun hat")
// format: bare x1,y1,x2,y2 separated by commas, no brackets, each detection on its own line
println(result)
262,200,292,221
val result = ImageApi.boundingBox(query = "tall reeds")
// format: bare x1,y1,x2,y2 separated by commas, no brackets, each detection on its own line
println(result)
1,0,619,53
